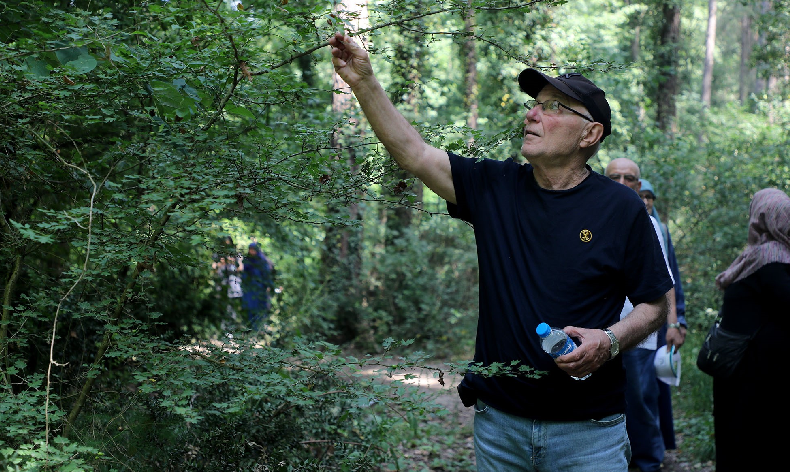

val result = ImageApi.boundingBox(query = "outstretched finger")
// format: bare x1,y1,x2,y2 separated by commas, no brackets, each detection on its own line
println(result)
341,33,363,53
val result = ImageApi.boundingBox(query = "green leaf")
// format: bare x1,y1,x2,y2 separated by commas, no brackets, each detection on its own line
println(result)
55,47,84,65
150,79,198,119
23,56,50,79
64,54,98,75
9,220,55,244
225,104,255,119
54,46,98,74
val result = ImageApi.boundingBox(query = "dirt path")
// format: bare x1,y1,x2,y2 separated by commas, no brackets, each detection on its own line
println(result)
360,364,714,471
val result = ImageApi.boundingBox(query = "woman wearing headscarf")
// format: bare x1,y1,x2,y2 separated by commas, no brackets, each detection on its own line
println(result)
241,242,274,330
712,188,790,470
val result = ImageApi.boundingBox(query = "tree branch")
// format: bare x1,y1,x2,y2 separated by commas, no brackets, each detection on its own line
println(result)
200,0,245,131
1,255,22,388
252,1,549,75
61,199,179,440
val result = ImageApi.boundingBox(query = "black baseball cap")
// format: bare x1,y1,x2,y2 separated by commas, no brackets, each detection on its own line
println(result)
518,69,612,141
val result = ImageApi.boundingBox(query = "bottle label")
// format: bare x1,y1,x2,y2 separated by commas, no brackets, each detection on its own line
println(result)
550,337,576,358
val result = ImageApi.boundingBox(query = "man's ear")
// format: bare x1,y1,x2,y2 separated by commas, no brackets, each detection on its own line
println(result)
580,122,604,148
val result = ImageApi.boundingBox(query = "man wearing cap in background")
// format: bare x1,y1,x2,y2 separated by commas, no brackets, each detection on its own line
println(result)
329,32,673,471
639,178,687,452
639,179,686,340
605,159,683,472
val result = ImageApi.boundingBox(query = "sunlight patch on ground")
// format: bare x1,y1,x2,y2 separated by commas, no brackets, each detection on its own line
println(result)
355,364,463,392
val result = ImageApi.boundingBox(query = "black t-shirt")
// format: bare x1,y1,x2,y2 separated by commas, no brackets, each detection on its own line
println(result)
448,152,673,420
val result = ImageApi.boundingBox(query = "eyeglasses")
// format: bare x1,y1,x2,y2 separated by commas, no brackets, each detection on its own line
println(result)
640,193,656,201
524,99,593,122
607,173,639,183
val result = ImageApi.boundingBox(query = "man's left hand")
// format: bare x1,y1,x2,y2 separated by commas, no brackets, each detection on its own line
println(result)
555,327,611,379
666,325,686,350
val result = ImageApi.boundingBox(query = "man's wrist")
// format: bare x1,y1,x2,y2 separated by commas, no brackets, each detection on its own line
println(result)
603,328,620,360
667,322,682,329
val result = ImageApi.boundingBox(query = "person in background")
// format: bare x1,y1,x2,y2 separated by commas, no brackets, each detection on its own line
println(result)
213,236,244,327
241,241,274,331
329,31,673,471
712,188,790,471
638,178,686,450
605,159,682,472
639,179,686,332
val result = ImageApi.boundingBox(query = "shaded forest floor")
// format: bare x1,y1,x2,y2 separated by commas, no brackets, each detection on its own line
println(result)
359,362,715,471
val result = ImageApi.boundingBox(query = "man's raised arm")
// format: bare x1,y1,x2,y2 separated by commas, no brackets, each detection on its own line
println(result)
329,33,455,204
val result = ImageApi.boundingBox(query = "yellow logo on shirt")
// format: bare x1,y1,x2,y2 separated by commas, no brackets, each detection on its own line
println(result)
580,229,592,243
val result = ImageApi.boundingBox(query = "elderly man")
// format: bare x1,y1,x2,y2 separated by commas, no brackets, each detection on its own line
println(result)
606,161,686,348
639,178,687,451
329,32,672,471
605,158,684,472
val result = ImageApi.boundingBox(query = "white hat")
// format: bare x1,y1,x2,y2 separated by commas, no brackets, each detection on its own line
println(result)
654,346,681,386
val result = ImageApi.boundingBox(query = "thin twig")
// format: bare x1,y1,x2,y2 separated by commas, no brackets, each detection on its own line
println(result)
29,126,98,447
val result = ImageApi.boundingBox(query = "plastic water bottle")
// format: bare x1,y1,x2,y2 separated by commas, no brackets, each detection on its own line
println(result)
536,322,590,380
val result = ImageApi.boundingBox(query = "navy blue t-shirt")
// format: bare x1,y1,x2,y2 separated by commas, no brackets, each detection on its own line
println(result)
448,152,673,420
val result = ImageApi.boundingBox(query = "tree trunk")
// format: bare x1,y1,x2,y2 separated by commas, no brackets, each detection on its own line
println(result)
626,0,641,62
1,254,22,387
323,2,370,343
388,3,426,228
701,0,717,108
656,2,681,133
626,1,646,121
377,7,428,331
753,1,773,96
297,53,314,89
464,2,479,132
739,14,753,104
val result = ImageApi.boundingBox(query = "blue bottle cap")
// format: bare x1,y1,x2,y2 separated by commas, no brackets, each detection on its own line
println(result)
536,322,551,337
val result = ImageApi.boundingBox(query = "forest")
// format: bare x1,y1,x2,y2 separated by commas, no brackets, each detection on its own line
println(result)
1,0,788,470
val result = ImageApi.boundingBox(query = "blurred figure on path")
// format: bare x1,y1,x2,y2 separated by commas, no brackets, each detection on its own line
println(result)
638,178,686,450
241,241,274,331
213,236,243,327
712,188,790,471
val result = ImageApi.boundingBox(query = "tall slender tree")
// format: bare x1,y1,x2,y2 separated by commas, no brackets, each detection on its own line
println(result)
656,0,681,133
321,1,371,342
702,0,717,108
739,12,754,104
388,3,427,231
754,0,774,96
464,1,479,132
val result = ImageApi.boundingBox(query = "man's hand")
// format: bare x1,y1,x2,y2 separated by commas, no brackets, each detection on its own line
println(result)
665,325,686,351
555,327,611,379
329,32,373,88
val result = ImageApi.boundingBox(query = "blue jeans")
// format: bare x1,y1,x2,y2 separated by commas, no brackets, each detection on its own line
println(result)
623,348,664,472
474,400,631,471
